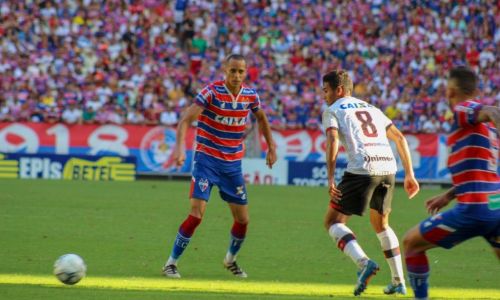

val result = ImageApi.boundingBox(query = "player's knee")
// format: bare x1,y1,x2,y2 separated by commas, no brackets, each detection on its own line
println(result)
370,221,387,233
402,231,415,254
189,207,204,219
324,218,335,231
234,217,249,225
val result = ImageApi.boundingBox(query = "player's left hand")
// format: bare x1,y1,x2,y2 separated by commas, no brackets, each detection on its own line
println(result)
404,175,420,199
328,180,342,200
266,147,277,169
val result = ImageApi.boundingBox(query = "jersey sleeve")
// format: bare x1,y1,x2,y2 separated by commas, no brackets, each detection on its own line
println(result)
250,91,261,113
453,101,482,128
322,109,338,132
379,109,393,129
195,86,212,108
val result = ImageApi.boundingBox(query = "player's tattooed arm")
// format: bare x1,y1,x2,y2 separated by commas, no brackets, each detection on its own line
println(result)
425,187,455,215
478,106,500,133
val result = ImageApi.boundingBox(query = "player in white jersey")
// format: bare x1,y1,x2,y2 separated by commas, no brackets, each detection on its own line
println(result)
321,70,420,296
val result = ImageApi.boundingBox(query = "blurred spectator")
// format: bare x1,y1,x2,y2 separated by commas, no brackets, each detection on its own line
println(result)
61,101,82,124
160,103,179,126
127,103,146,125
422,116,441,134
82,106,97,124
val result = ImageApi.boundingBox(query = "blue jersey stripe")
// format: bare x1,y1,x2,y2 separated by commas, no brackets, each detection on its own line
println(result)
209,97,254,110
196,136,243,153
213,86,228,94
202,109,217,119
451,134,490,152
449,159,489,174
196,94,208,106
456,181,500,195
198,121,244,140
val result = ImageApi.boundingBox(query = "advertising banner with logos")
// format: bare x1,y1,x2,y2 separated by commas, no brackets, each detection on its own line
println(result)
0,123,458,183
242,158,288,185
0,122,194,173
0,153,136,181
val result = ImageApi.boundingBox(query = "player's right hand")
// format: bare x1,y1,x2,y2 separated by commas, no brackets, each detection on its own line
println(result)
425,194,451,215
266,147,277,169
173,147,185,168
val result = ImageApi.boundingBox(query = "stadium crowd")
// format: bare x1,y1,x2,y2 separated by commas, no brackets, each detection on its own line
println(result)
0,0,498,133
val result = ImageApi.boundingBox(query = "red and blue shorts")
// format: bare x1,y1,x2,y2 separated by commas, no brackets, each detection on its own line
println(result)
419,204,500,249
190,161,248,205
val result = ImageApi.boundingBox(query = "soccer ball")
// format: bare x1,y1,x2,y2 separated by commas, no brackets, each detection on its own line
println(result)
53,254,86,285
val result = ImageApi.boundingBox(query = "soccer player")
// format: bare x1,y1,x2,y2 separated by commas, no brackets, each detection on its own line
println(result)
162,54,277,278
403,66,500,300
321,70,420,296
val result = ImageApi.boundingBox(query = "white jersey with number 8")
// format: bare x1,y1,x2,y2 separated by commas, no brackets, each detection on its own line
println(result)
322,96,397,175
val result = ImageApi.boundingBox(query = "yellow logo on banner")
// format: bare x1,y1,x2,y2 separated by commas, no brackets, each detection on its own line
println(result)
0,154,19,179
62,157,135,181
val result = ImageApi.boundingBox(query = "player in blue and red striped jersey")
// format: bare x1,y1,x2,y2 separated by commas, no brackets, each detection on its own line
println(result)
403,66,500,300
162,54,277,278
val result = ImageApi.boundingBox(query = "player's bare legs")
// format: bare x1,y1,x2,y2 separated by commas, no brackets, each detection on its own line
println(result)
223,202,249,277
325,207,378,295
189,198,207,218
370,209,406,295
403,225,437,300
163,198,206,278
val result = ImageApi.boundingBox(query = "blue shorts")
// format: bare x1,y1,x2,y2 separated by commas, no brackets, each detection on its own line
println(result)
419,205,500,249
190,161,247,205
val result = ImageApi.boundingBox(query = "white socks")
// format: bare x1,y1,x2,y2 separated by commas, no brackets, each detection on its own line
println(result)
329,223,368,269
166,256,177,266
224,251,236,264
377,227,405,284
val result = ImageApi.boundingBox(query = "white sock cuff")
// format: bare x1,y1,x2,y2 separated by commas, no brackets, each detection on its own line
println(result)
329,223,354,240
377,227,399,249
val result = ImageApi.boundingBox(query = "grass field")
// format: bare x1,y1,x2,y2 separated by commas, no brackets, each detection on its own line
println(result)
0,179,498,300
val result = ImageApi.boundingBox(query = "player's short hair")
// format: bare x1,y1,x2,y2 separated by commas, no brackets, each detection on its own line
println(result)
225,54,246,63
449,66,478,96
323,70,353,93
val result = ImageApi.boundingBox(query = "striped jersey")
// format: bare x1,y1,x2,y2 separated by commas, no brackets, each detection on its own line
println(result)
194,80,260,164
447,100,500,206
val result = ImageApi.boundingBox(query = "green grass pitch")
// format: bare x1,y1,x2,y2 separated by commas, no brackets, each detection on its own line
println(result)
0,179,498,299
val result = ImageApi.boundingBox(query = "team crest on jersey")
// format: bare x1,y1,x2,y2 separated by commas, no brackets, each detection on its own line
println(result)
198,178,209,192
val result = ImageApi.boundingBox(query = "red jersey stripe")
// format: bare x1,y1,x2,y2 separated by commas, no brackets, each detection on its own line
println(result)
207,103,250,118
196,144,244,161
455,192,489,203
448,147,493,166
197,128,242,147
448,125,489,145
452,170,499,184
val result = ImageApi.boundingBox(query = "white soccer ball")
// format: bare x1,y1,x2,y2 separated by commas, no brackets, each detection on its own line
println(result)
53,254,86,285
